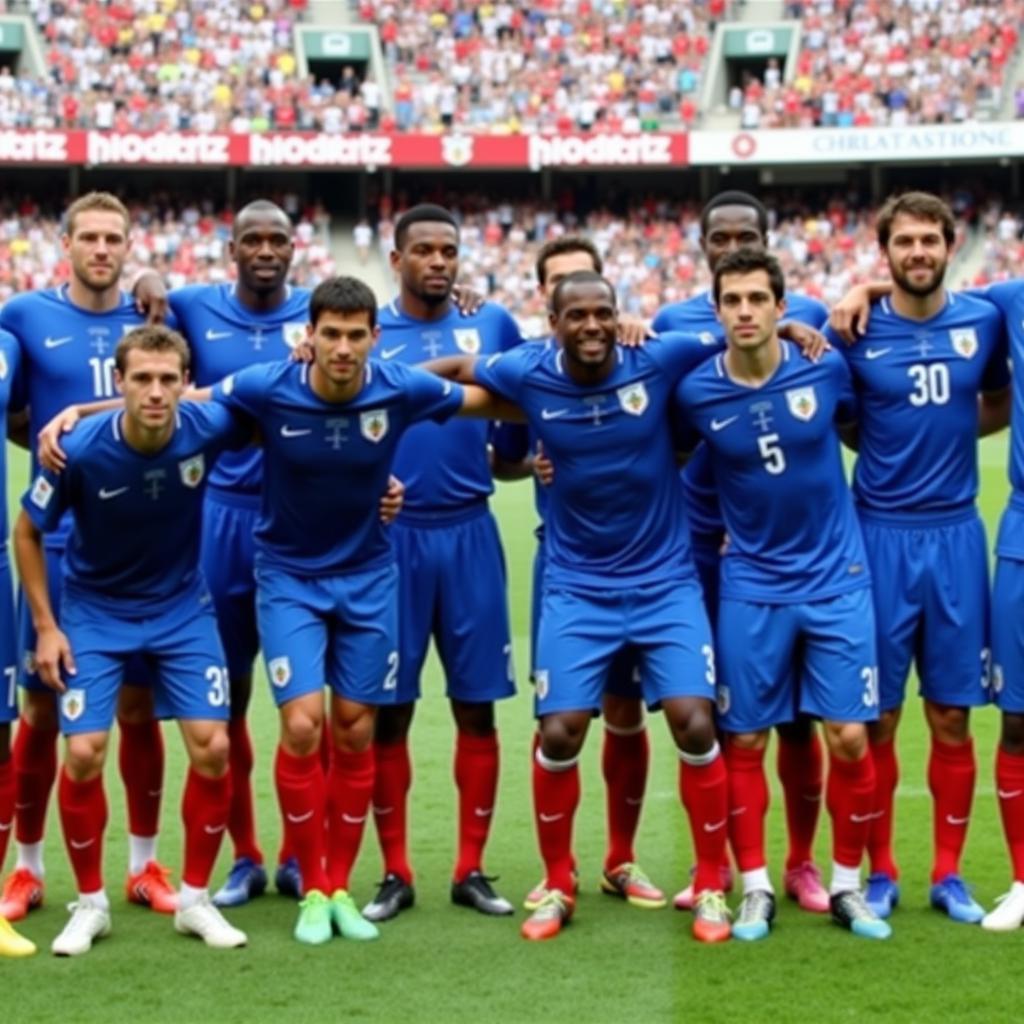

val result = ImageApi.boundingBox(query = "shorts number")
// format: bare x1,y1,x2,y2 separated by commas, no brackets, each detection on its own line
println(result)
4,665,15,708
758,433,787,475
861,666,879,708
701,644,716,686
383,651,399,690
206,665,230,708
908,363,949,406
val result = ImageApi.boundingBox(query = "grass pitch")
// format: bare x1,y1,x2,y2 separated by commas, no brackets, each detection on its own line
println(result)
3,438,1022,1024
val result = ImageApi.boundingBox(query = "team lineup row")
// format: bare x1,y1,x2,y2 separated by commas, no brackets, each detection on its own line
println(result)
0,188,1022,959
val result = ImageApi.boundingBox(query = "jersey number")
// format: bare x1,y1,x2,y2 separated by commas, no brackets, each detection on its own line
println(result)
758,433,787,475
907,363,949,407
89,356,116,398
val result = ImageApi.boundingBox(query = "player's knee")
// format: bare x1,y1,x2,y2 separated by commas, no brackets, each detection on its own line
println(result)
925,701,969,744
538,714,587,761
776,715,814,745
280,706,323,757
117,685,155,724
451,699,494,736
374,702,414,745
333,713,375,755
868,708,900,745
23,690,59,731
65,733,107,780
824,721,868,761
665,697,715,751
1000,713,1024,754
602,694,643,731
190,725,230,776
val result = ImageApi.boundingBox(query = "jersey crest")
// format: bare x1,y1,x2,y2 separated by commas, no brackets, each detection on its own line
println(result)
179,454,206,489
283,322,307,349
453,328,481,354
360,409,389,443
950,328,978,359
30,476,54,509
785,386,818,422
617,382,649,416
61,688,86,722
268,657,292,688
533,669,549,701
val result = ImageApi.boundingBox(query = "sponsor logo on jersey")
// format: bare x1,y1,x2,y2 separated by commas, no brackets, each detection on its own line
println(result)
360,409,389,443
30,476,54,509
62,688,86,722
617,382,649,416
533,669,549,701
785,385,817,421
950,327,978,359
268,657,292,688
283,322,307,349
179,454,205,488
454,328,482,355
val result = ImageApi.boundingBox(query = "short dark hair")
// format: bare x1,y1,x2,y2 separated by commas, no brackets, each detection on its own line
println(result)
535,236,603,285
549,270,616,314
394,204,459,250
309,275,378,329
713,249,785,304
65,190,130,236
700,190,769,238
233,199,291,238
115,324,191,375
876,191,955,248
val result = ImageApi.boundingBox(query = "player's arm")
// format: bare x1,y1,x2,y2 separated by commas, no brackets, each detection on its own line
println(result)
779,321,829,361
129,269,169,324
458,384,526,423
619,315,655,347
13,510,74,692
421,354,478,383
37,398,124,471
829,281,893,342
380,475,404,523
979,386,1011,437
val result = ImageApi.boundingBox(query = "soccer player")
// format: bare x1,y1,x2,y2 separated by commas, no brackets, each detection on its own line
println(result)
0,193,175,924
655,191,831,914
15,325,249,956
821,192,1008,924
430,270,733,944
676,249,888,941
361,205,522,921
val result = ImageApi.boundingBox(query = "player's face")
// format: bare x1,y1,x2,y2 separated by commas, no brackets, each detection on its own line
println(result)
716,270,784,351
63,210,129,293
538,251,598,302
391,222,459,305
701,206,765,272
884,213,948,297
231,211,294,294
115,349,187,434
550,281,618,372
309,309,380,388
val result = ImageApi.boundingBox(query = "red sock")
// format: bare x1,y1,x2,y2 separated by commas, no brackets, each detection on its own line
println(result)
996,746,1024,881
372,738,413,883
453,730,499,881
532,749,579,896
13,716,58,845
118,718,164,839
58,769,107,893
602,726,648,871
827,751,875,870
0,757,13,868
928,737,975,882
867,737,899,878
181,768,231,888
777,729,823,870
225,718,262,863
725,742,768,872
680,747,729,894
274,746,328,894
326,748,374,892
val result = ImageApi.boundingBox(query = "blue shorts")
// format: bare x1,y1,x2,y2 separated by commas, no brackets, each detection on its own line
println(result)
993,555,1024,713
200,492,260,681
860,510,991,711
256,562,400,708
18,546,157,694
533,577,715,717
57,584,229,736
392,508,514,704
716,587,879,732
690,528,722,633
0,553,18,725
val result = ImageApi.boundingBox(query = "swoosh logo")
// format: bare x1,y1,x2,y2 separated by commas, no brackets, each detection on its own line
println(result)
703,819,727,833
998,788,1023,800
865,347,891,360
380,345,406,360
625,797,643,807
44,336,73,348
539,812,564,823
280,425,312,438
945,814,969,826
70,838,95,849
341,813,367,824
473,807,494,818
850,811,882,823
205,329,233,341
286,810,314,824
729,806,746,816
99,486,128,500
204,823,227,835
0,821,11,832
541,408,569,420
372,805,393,816
14,802,32,810
710,416,738,432
147,789,163,797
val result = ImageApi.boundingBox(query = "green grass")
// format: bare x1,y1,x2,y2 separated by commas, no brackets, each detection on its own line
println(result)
3,438,1023,1024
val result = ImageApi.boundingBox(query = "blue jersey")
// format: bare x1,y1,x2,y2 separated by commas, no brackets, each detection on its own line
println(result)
213,359,464,575
654,289,829,536
378,299,522,518
21,403,248,612
676,343,869,603
475,333,707,590
0,331,22,544
169,283,312,495
0,286,173,549
829,292,1008,516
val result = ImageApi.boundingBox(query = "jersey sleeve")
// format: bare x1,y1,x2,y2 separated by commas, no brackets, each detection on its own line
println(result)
830,353,858,424
491,422,530,462
213,364,269,418
21,464,71,533
650,305,676,334
402,366,466,425
2,333,25,414
786,295,829,329
473,348,529,402
973,279,1024,316
192,401,253,451
648,330,722,381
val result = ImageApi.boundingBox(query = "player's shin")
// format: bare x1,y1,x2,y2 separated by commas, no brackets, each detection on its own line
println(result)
275,745,330,895
326,747,374,892
777,724,823,870
928,736,975,882
12,713,58,857
532,744,580,896
181,767,232,895
724,739,770,874
996,744,1024,881
118,716,164,871
226,716,262,863
602,722,648,871
453,729,499,881
371,738,412,882
866,736,899,878
58,767,108,896
0,754,13,870
825,739,876,892
679,741,728,893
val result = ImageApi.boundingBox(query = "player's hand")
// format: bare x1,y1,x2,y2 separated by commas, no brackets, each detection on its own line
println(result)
37,405,81,472
829,284,873,343
34,626,75,693
379,474,405,524
290,339,314,363
452,284,485,316
533,441,554,486
132,270,169,325
619,315,655,348
780,321,830,362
